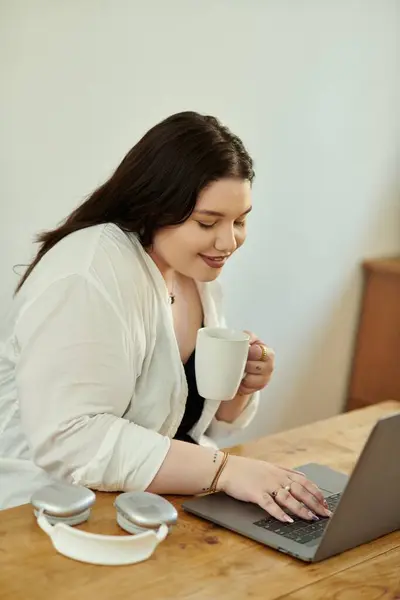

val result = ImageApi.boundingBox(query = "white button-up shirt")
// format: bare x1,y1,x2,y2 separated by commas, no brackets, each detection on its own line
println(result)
0,224,258,509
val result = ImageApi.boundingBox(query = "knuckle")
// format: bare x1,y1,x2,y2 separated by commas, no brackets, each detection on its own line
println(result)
304,480,315,489
279,489,291,502
301,482,315,494
297,487,317,505
308,484,323,499
262,495,274,508
303,493,318,507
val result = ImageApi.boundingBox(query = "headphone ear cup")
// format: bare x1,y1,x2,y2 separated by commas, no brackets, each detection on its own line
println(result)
112,491,142,534
114,491,178,533
31,482,96,526
116,510,148,534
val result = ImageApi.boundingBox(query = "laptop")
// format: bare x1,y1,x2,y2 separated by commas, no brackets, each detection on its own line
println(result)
183,411,400,562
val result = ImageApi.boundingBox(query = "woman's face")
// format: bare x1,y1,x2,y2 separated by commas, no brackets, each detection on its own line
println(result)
150,178,252,282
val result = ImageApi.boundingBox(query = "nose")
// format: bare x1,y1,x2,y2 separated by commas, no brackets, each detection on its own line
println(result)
214,224,238,254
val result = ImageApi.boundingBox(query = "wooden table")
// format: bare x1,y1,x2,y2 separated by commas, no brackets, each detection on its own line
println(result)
1,401,399,600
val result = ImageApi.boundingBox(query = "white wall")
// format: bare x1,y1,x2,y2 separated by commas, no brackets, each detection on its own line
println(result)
1,0,399,443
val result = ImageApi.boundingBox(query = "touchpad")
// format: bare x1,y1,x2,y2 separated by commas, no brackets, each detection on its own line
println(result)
294,463,348,495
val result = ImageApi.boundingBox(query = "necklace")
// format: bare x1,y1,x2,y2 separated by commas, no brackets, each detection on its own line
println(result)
167,273,179,305
168,277,176,305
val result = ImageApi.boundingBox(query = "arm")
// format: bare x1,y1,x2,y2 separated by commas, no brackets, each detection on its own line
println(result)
147,439,223,494
16,275,167,491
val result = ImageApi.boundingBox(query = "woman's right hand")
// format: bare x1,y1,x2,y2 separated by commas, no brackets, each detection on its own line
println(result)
217,455,332,522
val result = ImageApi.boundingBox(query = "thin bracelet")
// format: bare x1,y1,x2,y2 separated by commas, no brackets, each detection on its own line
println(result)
209,451,229,493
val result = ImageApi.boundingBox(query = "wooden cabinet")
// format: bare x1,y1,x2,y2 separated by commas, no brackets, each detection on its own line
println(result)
347,257,400,411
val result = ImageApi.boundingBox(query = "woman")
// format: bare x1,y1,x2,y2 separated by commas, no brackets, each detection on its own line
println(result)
0,112,330,522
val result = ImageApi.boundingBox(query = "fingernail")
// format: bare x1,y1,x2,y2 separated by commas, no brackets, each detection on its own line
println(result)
325,509,333,517
308,512,319,521
323,499,329,508
284,515,294,523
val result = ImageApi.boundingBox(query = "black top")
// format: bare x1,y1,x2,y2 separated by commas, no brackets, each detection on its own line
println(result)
174,349,205,444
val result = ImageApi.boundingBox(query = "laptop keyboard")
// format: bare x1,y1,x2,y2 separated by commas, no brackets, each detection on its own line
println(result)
253,493,341,545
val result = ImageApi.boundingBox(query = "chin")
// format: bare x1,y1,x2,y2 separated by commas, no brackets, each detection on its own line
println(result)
194,269,222,282
180,258,224,282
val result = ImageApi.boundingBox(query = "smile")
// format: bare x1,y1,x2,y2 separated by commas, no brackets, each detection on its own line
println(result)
199,254,229,269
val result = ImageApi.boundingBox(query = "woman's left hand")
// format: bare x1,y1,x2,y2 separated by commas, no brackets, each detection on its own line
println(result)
237,332,275,396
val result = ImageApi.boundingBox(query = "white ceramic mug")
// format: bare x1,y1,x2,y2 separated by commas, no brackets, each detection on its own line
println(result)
195,327,250,401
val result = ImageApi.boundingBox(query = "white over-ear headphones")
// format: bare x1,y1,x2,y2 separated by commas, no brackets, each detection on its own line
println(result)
31,482,178,566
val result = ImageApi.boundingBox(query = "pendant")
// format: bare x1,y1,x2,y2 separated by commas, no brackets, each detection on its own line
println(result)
169,294,175,305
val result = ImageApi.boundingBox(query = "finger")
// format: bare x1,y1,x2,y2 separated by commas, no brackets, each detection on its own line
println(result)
290,475,327,505
238,377,263,396
245,360,270,376
275,487,317,521
248,340,275,363
248,343,274,362
280,466,307,477
289,481,332,518
237,383,257,395
247,343,264,362
241,374,262,390
258,493,294,523
290,476,331,514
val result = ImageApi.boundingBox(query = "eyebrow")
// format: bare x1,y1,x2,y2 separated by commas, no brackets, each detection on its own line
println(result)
193,207,253,218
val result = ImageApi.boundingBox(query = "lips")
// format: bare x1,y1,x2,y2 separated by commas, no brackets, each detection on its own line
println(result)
199,254,229,269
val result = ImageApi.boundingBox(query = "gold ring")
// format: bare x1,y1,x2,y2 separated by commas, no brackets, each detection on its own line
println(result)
259,345,268,362
272,482,292,499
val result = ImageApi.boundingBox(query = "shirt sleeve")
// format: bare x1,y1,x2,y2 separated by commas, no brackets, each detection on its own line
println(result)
15,274,170,492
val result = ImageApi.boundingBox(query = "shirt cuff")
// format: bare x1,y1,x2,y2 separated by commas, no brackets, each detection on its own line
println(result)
205,391,260,440
71,419,171,492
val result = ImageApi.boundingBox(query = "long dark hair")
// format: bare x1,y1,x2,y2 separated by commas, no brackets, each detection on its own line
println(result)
16,111,254,293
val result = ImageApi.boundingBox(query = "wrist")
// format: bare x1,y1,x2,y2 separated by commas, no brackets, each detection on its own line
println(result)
215,394,251,423
207,451,228,492
234,392,251,405
215,452,235,492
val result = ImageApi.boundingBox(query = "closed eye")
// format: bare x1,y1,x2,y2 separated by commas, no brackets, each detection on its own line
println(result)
197,222,216,229
198,220,246,229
